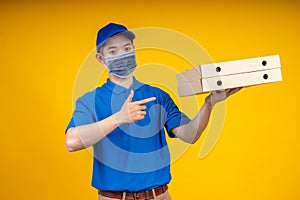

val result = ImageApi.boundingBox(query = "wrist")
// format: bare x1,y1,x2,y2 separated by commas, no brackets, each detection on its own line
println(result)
204,96,214,110
113,112,124,126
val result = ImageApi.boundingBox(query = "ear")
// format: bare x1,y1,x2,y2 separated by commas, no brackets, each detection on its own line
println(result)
96,53,106,65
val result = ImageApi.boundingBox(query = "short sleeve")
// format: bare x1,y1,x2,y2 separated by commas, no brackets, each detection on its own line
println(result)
162,92,191,138
65,94,96,134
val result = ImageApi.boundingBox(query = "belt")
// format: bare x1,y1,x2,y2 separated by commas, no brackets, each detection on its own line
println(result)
98,185,168,200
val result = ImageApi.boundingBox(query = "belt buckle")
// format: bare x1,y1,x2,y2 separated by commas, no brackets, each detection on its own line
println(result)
145,190,151,199
133,192,138,200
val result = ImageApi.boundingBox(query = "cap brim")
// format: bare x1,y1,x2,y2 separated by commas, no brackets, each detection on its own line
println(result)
118,30,135,41
98,30,135,51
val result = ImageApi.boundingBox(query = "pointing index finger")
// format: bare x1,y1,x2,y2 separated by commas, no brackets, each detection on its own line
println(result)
133,97,156,105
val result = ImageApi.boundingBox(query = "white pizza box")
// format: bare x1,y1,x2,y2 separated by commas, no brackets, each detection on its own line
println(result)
177,55,282,97
200,54,281,78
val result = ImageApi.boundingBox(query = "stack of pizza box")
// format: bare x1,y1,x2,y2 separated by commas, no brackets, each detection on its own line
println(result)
177,55,282,97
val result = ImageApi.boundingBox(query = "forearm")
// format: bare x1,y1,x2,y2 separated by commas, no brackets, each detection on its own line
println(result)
65,90,156,152
176,100,213,144
66,114,119,152
174,88,242,143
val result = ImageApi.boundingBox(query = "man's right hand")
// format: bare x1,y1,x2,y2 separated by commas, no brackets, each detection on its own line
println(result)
114,90,156,125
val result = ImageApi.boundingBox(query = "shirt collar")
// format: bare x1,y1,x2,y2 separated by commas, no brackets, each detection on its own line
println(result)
104,76,144,94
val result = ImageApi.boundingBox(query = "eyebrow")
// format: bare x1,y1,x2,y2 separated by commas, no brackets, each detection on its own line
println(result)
123,43,132,47
106,43,132,51
107,46,117,50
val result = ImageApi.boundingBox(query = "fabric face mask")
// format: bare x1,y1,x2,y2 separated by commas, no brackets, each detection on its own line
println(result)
104,52,137,79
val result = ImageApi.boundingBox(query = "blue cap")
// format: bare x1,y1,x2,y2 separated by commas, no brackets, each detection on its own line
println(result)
96,23,135,51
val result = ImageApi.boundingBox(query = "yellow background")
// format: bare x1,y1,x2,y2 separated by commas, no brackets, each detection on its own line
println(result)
1,0,299,199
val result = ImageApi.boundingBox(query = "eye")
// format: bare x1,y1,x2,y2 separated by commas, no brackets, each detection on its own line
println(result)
109,50,116,55
124,46,131,51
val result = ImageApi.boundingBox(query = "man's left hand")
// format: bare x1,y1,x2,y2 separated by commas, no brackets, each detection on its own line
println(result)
205,87,243,108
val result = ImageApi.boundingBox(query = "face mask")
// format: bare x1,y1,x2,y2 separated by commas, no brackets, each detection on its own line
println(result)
104,52,137,79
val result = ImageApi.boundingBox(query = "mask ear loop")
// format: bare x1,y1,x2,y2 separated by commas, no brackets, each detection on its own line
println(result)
99,53,110,73
96,52,107,67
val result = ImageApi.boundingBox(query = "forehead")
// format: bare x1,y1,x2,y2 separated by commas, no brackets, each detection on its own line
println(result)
104,33,132,48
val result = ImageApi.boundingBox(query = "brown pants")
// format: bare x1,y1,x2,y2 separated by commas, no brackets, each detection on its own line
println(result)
98,190,172,200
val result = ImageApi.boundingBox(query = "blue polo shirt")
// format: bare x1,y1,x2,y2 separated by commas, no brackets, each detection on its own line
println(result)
66,77,191,192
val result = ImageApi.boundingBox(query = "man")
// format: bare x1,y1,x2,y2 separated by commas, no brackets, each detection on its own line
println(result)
65,22,241,200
